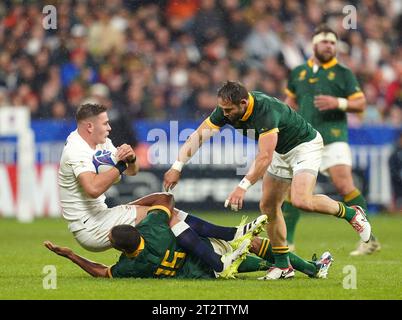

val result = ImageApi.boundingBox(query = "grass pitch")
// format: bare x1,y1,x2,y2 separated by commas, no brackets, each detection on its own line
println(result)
0,212,401,300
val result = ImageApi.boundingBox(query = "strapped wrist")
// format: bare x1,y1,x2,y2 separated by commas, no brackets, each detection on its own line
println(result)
337,98,348,111
238,177,252,191
172,160,184,172
114,160,128,174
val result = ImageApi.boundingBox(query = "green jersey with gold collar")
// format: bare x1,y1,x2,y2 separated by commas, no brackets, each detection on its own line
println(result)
109,206,215,279
207,91,317,154
285,58,364,145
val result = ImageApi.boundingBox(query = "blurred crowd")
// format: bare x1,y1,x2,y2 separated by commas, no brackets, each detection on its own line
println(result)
0,0,401,126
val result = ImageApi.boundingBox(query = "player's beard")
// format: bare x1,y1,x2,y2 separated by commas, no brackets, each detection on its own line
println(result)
228,114,240,122
314,47,335,64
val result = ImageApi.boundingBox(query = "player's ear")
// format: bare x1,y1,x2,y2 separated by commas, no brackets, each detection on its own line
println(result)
240,98,248,107
86,121,94,133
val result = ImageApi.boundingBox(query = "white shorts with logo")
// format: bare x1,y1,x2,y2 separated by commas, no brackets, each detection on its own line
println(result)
320,142,352,176
69,204,137,252
267,132,324,180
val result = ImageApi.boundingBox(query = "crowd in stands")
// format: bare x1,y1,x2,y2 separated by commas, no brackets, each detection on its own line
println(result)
0,0,401,126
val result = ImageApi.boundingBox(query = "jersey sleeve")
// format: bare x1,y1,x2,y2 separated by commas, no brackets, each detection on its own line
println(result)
66,148,96,177
255,102,281,137
343,68,364,99
206,107,226,129
110,258,143,278
285,68,297,98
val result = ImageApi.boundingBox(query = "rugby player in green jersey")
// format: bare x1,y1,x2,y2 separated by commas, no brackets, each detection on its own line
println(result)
45,194,334,280
164,80,371,280
283,24,380,256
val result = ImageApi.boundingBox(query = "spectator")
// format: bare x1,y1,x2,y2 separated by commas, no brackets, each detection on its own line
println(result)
0,0,398,127
60,48,97,88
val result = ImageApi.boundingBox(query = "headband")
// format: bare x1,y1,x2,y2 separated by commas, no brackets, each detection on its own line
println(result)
312,32,337,45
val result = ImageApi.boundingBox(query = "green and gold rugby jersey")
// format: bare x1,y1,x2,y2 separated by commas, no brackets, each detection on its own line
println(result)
206,91,317,154
285,58,364,145
109,206,215,279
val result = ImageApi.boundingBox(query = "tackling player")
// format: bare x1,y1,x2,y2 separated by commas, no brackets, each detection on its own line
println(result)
45,194,333,280
164,80,371,280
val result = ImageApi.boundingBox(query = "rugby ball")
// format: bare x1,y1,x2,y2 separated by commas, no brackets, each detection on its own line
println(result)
92,150,121,183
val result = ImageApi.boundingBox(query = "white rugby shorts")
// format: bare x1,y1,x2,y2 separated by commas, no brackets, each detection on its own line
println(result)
320,142,352,176
267,132,324,180
70,204,137,252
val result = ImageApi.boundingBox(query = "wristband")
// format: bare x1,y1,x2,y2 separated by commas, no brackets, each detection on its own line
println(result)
337,98,348,111
238,177,252,191
114,160,128,174
172,160,184,172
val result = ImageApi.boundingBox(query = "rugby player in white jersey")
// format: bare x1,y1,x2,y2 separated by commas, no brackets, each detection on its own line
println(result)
58,103,142,252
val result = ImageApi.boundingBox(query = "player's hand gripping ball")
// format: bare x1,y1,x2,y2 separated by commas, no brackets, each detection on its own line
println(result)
92,150,121,183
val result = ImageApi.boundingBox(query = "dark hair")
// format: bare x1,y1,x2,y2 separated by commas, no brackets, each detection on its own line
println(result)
313,24,338,40
75,103,107,122
110,225,141,253
217,81,248,105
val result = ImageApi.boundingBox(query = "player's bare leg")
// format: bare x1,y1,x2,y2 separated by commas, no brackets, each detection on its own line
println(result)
291,171,372,242
328,165,357,197
328,165,381,255
291,171,339,215
259,173,295,279
260,173,290,248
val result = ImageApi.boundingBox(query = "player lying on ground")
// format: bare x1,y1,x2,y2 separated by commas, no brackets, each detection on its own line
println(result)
67,190,271,254
45,194,333,280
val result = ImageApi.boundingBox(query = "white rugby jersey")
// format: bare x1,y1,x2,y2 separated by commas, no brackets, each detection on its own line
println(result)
58,129,116,222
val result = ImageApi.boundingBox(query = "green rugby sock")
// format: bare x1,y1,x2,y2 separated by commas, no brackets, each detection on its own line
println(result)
256,238,316,276
272,246,291,268
336,202,357,222
288,253,317,277
344,189,368,211
283,201,301,245
238,255,272,273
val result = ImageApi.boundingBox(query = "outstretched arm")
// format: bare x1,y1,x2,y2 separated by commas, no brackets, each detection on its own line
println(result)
44,241,110,278
225,132,277,211
163,120,219,191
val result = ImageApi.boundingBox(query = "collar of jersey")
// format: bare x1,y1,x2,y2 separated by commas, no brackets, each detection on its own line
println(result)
125,236,145,258
240,93,254,121
307,57,338,70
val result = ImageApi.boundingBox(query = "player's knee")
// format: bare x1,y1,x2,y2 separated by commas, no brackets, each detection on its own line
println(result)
291,198,314,212
259,200,280,216
334,182,355,197
156,192,175,211
259,200,272,214
332,175,355,196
